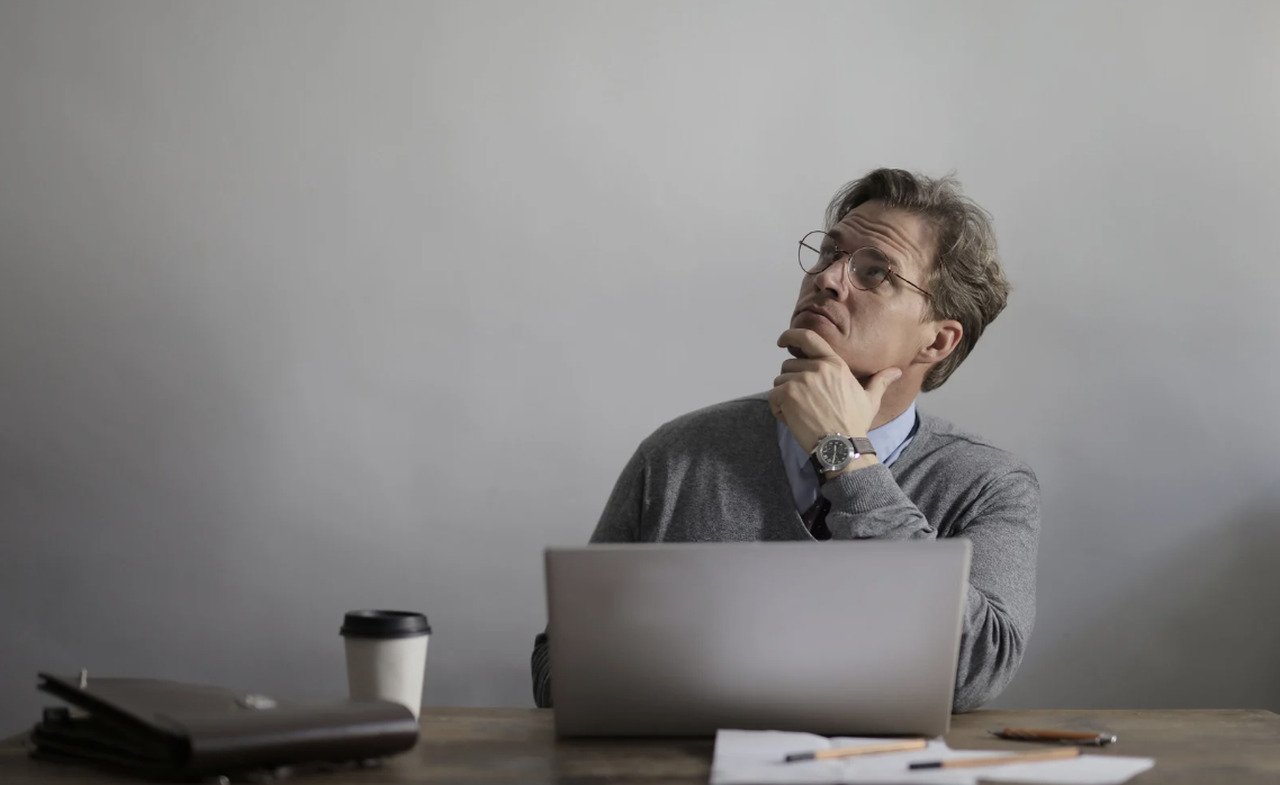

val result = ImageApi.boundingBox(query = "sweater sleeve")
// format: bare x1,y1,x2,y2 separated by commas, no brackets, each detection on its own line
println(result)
820,463,936,540
588,445,648,544
531,447,647,707
820,462,1040,713
949,467,1040,712
531,631,552,708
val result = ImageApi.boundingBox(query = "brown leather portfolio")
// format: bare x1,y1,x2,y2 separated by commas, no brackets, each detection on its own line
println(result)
30,672,419,780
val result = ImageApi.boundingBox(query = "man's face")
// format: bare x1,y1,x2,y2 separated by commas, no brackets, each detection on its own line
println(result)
790,200,938,379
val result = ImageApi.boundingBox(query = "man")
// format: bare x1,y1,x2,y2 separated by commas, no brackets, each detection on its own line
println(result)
532,168,1039,713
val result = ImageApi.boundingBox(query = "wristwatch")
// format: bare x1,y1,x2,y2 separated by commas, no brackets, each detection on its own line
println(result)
809,433,876,475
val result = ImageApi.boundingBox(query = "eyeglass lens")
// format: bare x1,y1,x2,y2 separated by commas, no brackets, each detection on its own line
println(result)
798,231,893,291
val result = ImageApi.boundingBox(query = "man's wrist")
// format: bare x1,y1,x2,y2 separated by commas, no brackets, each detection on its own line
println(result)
822,452,880,482
810,432,877,481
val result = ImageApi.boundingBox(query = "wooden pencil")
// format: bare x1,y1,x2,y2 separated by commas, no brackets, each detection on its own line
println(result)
909,746,1081,770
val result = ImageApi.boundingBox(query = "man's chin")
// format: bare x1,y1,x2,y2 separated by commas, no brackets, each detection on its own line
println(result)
787,316,881,378
786,316,840,359
791,311,841,338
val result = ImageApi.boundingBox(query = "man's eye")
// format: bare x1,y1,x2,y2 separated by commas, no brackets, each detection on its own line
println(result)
863,265,890,282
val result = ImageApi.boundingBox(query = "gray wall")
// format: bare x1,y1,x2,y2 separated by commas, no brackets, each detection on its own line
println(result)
2,0,1278,734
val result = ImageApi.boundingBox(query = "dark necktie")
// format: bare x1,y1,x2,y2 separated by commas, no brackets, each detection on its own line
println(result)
802,495,832,541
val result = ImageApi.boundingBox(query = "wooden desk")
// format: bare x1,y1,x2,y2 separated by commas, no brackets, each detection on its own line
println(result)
3,707,1278,784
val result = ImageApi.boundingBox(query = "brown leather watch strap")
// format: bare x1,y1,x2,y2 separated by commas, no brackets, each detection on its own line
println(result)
850,436,876,456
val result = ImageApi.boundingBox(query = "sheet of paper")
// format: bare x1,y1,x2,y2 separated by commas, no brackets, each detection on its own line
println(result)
710,729,1155,785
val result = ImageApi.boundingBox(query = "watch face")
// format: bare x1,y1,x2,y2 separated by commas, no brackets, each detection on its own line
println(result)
819,438,851,467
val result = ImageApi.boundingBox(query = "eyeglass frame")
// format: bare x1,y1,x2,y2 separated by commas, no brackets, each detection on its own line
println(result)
797,230,933,300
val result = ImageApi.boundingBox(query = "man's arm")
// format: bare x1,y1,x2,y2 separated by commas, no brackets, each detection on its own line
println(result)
586,445,648,544
948,467,1039,712
771,326,1039,711
821,460,1040,712
820,463,934,540
531,631,552,708
531,446,647,707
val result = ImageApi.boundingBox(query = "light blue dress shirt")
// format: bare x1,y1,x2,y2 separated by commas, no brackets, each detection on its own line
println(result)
775,401,919,513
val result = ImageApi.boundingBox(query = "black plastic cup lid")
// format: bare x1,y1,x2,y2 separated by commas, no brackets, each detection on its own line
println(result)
340,610,431,639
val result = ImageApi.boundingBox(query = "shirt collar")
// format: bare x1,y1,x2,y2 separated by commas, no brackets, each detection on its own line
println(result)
868,400,918,463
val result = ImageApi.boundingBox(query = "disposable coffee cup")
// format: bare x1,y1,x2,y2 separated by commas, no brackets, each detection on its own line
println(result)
341,610,431,718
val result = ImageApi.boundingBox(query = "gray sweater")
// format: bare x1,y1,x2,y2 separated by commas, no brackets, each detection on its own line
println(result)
533,393,1040,713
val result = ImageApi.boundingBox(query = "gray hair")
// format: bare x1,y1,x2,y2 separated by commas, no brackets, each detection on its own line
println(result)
825,168,1009,392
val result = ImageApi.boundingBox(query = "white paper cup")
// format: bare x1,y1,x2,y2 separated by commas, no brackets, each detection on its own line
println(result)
340,610,431,718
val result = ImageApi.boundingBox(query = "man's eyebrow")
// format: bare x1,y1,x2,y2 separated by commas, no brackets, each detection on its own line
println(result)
826,227,858,249
831,222,912,274
861,245,898,266
841,235,904,271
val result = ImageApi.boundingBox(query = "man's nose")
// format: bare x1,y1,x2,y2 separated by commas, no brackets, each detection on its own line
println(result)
812,258,850,299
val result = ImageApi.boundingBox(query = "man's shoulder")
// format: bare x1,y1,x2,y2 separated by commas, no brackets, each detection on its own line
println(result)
638,393,772,457
913,411,1038,483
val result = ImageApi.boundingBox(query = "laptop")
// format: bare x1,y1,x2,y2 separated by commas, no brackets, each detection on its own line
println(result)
545,540,970,737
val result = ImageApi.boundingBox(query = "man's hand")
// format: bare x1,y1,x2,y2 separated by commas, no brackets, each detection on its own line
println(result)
769,328,903,454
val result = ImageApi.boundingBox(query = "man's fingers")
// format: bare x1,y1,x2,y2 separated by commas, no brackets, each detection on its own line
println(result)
864,367,904,410
777,328,838,361
767,386,788,419
774,371,823,388
779,358,821,374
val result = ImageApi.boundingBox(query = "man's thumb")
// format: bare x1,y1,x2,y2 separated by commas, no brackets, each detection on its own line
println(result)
867,367,903,407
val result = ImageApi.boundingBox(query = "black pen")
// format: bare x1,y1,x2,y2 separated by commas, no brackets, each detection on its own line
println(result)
992,727,1117,746
784,738,927,763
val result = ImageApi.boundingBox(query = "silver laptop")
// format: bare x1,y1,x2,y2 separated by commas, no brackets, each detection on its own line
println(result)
545,541,970,737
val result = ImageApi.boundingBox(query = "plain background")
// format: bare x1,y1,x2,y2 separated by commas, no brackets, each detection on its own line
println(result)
2,0,1278,735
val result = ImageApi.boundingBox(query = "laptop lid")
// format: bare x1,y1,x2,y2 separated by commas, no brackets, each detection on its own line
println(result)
545,541,971,737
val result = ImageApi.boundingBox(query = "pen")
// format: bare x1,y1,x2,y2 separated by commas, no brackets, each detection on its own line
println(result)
784,738,928,763
992,727,1117,746
909,746,1081,770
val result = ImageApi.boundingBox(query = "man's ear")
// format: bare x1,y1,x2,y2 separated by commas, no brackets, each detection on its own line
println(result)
916,320,963,365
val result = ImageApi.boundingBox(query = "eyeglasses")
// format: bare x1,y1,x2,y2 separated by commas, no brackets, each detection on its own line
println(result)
797,230,932,299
